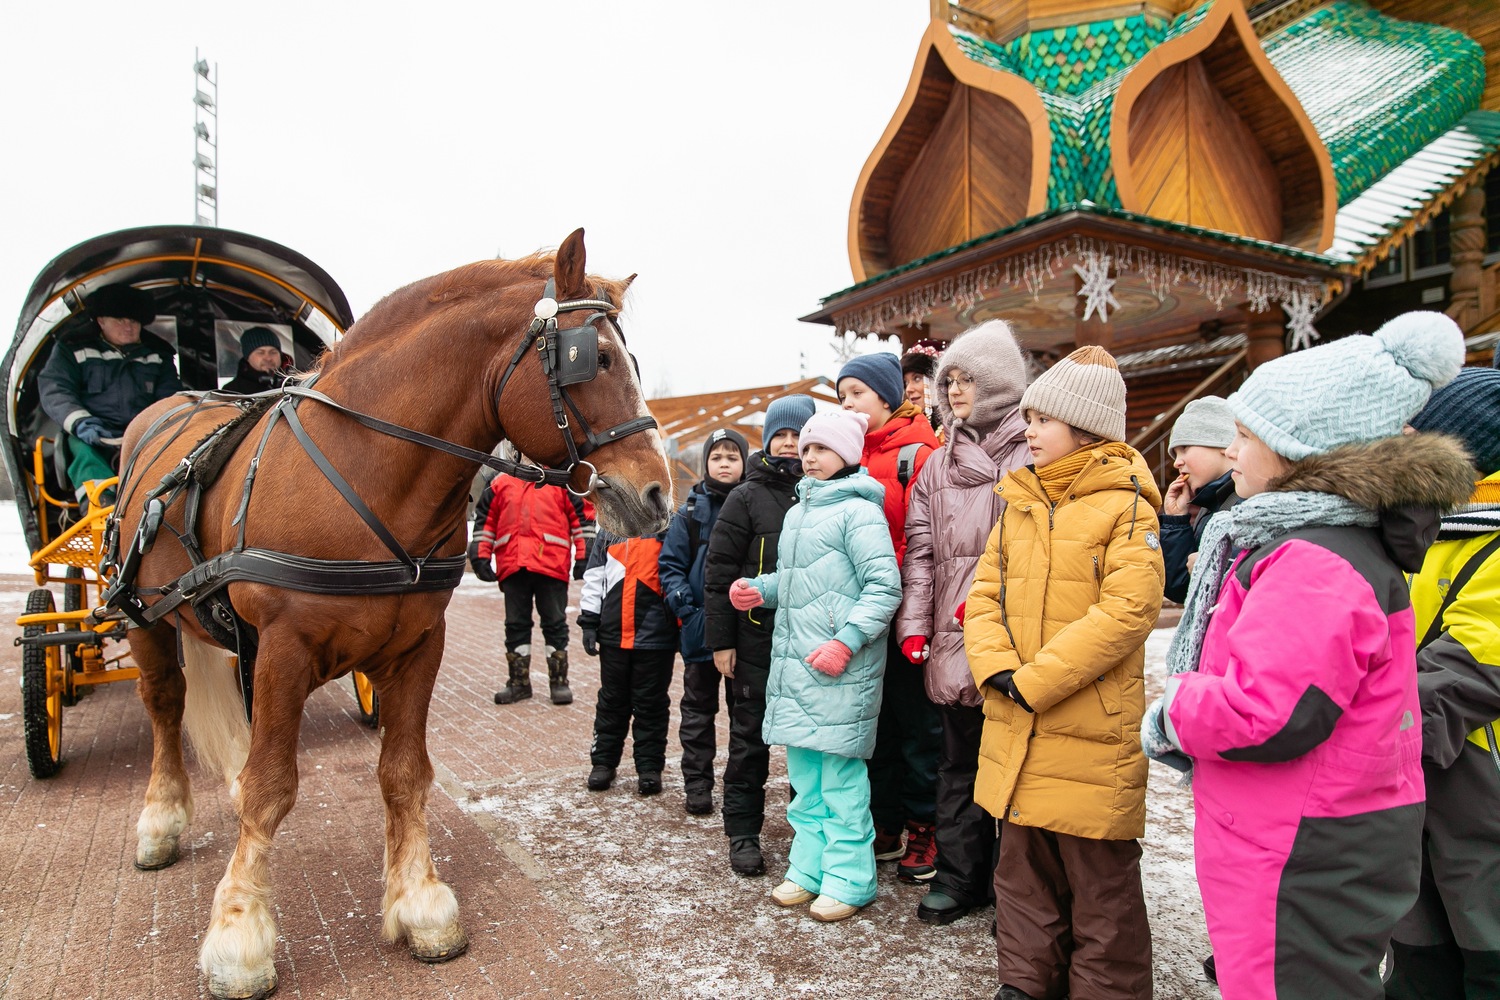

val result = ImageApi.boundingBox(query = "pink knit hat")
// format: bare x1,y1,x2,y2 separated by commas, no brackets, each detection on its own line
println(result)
799,409,868,467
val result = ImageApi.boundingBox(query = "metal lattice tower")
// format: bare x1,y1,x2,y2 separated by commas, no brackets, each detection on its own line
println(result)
193,50,218,226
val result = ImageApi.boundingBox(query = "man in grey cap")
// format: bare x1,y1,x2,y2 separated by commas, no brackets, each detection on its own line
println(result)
221,326,289,394
1159,395,1239,603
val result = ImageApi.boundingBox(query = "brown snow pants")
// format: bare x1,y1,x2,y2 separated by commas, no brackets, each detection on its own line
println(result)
994,822,1152,1000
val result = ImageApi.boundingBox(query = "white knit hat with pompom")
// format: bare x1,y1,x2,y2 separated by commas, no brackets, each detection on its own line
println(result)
1228,311,1465,460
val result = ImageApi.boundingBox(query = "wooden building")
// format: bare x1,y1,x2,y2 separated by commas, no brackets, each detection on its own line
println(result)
801,0,1500,484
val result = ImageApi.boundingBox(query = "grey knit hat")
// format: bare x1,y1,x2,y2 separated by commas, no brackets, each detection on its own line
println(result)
1018,344,1127,441
1168,396,1236,452
935,320,1030,432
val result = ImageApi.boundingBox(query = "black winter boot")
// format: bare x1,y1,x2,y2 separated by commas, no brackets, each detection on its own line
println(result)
494,650,533,704
546,648,573,705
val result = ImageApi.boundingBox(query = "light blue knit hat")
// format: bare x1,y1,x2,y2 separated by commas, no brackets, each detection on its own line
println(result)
1228,311,1466,460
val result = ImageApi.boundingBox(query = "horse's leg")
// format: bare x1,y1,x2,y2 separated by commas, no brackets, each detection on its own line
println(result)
133,621,193,870
198,634,310,1000
378,625,468,961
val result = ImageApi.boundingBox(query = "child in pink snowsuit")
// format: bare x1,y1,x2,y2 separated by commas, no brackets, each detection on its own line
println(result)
1143,312,1476,1000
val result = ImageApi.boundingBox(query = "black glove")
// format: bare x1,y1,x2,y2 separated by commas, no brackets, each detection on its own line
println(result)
984,670,1034,713
470,556,497,583
573,559,586,581
582,628,598,657
73,417,113,447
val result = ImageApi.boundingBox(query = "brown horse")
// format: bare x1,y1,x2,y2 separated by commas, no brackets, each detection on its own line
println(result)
113,229,671,999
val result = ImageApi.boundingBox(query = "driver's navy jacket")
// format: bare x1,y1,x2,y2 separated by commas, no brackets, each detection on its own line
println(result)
38,331,184,435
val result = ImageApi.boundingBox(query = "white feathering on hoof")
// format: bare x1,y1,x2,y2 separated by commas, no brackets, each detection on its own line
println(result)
1373,311,1466,388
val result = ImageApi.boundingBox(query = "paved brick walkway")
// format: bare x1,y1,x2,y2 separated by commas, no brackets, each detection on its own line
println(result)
0,576,1213,1000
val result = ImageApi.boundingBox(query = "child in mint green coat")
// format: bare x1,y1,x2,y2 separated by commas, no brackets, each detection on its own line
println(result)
730,408,902,921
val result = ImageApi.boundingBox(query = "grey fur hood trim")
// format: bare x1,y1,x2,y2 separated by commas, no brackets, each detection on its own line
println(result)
1271,433,1475,511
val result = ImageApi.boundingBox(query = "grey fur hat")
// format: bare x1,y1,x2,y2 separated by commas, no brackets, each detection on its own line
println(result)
935,320,1030,432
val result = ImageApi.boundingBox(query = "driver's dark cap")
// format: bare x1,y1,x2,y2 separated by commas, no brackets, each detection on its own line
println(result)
84,283,156,326
239,326,281,357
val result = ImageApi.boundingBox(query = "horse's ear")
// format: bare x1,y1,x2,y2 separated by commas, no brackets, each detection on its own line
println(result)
555,228,588,300
619,273,637,295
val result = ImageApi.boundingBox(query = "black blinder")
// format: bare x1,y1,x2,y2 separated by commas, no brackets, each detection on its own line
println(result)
553,317,601,387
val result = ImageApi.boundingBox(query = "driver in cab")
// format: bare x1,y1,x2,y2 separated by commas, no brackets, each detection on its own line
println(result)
38,282,184,499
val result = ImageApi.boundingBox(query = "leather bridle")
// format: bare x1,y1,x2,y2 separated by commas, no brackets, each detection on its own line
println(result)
491,278,658,496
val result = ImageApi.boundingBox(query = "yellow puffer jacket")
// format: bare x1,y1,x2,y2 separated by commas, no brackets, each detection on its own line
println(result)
964,446,1164,841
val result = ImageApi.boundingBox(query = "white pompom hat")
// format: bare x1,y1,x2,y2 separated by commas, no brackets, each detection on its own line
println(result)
1228,311,1466,460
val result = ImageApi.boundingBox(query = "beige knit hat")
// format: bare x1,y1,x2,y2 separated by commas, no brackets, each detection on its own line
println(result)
1018,345,1127,441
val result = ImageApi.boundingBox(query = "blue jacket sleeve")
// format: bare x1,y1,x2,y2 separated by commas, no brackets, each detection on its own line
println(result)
658,501,697,617
37,345,92,432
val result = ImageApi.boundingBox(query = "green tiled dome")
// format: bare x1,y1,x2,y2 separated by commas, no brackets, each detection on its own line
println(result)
1263,0,1485,205
952,13,1170,208
952,0,1484,212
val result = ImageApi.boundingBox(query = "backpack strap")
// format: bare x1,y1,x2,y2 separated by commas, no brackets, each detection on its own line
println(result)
896,442,923,488
1417,532,1500,651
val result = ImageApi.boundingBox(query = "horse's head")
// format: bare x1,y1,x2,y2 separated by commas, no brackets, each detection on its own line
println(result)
496,228,673,536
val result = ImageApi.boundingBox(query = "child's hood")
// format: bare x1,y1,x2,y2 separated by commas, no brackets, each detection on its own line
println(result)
796,469,886,509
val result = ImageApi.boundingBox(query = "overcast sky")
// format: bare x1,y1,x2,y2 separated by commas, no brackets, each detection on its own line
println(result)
1,2,929,398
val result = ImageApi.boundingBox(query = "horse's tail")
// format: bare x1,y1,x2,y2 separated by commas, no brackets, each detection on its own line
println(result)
180,631,250,791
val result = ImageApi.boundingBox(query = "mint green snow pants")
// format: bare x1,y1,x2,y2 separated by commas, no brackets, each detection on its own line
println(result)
785,745,876,907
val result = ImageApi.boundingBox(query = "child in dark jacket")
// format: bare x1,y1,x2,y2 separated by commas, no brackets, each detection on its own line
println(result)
660,428,748,816
579,529,679,795
1159,396,1239,603
704,394,815,877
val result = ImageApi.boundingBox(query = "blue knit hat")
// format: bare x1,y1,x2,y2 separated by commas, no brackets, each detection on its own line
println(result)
838,353,904,411
761,394,816,451
1410,367,1500,476
1228,311,1465,460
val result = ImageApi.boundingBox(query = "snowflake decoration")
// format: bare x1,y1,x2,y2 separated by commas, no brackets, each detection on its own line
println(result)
1284,289,1321,351
1073,251,1119,323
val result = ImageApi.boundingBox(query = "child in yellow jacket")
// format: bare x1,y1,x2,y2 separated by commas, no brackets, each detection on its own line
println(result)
964,345,1164,1000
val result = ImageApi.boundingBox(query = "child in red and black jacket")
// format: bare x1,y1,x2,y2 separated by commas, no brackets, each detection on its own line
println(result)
471,470,594,707
579,529,679,795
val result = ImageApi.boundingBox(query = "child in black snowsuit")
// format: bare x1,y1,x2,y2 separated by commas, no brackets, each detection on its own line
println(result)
659,428,748,815
579,530,679,795
703,394,815,876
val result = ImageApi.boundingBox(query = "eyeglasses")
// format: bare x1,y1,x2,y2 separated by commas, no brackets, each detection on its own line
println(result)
940,374,976,390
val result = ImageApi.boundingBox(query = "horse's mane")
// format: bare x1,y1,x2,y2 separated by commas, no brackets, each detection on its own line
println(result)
338,252,630,350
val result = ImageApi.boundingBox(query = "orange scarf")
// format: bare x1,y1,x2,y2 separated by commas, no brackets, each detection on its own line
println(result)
1035,442,1135,504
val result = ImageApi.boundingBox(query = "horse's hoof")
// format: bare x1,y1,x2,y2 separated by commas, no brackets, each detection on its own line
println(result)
207,966,277,1000
408,924,469,963
134,838,180,870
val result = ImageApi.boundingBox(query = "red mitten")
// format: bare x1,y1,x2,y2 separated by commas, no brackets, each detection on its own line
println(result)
952,601,968,626
901,636,931,663
729,579,765,611
806,640,853,677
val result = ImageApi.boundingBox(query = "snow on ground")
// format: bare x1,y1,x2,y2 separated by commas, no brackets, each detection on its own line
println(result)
460,627,1215,1000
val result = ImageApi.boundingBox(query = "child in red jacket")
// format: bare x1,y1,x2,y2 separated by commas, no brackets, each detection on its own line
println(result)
472,468,592,706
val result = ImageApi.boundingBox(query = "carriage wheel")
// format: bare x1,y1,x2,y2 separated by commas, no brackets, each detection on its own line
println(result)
352,672,380,729
21,589,65,778
61,567,86,705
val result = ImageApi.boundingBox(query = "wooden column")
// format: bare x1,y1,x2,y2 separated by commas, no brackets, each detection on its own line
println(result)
1245,307,1284,369
1448,183,1487,330
893,324,928,351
